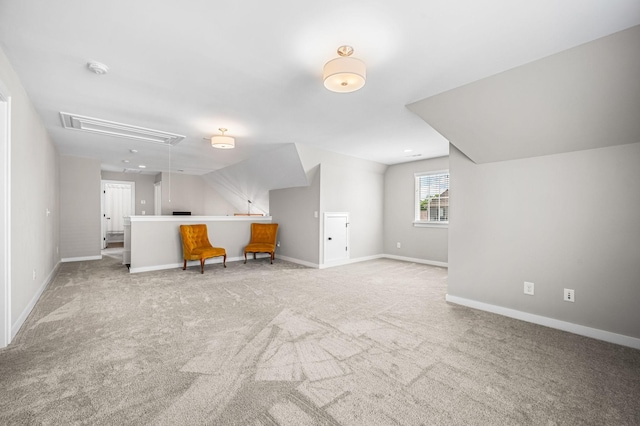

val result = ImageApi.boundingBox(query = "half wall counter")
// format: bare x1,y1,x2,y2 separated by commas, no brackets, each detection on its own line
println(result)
126,215,272,273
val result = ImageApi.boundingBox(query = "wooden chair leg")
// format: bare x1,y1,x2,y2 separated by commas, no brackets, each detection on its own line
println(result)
270,252,274,264
244,252,247,264
200,258,205,274
253,253,256,259
223,254,227,268
183,259,187,270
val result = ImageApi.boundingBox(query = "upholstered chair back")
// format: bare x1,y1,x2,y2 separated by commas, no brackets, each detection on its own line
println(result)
249,223,279,245
180,224,212,259
179,224,226,273
244,223,279,264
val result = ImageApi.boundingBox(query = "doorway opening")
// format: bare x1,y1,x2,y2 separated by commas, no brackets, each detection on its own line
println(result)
101,180,135,249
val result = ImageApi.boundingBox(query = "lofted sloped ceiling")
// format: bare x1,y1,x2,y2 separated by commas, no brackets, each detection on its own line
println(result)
408,25,640,164
201,144,308,215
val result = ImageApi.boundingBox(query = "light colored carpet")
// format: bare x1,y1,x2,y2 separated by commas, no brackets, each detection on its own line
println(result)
0,255,638,425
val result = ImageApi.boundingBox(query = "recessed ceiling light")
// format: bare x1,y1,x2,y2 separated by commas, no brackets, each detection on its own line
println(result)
130,149,138,153
404,149,413,153
138,164,146,168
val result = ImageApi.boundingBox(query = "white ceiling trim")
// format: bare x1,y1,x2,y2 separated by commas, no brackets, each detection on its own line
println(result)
59,112,185,146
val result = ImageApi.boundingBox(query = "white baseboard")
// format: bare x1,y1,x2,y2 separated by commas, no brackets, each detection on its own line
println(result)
129,251,447,273
277,254,447,270
129,253,445,273
445,294,640,350
129,254,270,274
277,254,386,269
383,254,448,268
61,255,102,262
276,255,319,269
319,254,385,269
129,262,185,274
12,261,61,339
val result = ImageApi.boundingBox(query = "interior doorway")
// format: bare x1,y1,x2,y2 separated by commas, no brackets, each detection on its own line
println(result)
101,180,135,249
0,79,11,348
324,212,349,264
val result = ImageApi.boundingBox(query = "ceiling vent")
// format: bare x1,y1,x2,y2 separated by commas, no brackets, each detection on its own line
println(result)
60,112,185,146
123,168,142,174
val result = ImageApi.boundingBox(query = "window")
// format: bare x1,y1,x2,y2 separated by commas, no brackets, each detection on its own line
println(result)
415,171,449,225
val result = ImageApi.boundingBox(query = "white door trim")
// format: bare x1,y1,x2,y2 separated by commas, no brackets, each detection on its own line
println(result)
0,79,12,348
154,181,162,215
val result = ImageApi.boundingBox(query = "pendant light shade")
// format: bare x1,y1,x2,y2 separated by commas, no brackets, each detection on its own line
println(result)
211,128,235,149
323,46,366,93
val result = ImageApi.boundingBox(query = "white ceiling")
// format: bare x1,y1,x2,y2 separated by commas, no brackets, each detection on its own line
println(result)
1,0,639,175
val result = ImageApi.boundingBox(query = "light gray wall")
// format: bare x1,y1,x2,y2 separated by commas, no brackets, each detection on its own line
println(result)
0,46,60,328
130,217,271,271
101,171,156,215
271,145,387,266
448,143,640,339
408,25,640,164
60,156,101,259
202,144,309,216
270,165,321,264
202,184,238,217
159,172,235,216
384,156,449,263
321,163,384,262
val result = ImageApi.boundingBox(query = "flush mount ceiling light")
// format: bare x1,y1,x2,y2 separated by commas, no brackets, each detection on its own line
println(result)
210,128,235,149
323,45,366,93
87,61,109,75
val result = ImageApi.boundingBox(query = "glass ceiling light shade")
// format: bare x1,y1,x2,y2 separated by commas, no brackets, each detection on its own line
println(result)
323,45,366,93
211,128,235,149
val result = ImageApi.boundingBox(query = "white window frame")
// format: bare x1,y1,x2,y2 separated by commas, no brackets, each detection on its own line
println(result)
414,170,449,228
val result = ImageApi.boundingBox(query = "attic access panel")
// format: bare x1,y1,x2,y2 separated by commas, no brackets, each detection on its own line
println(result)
60,112,185,146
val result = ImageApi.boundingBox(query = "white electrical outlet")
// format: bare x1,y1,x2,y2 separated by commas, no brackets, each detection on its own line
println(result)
33,269,36,280
524,281,534,295
397,242,401,249
277,241,281,247
564,288,575,302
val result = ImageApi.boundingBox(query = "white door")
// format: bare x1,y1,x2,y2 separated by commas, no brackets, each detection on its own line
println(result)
324,212,349,263
101,180,135,249
0,80,11,348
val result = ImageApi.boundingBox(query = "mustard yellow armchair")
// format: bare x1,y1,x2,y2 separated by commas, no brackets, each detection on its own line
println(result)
179,224,226,274
244,223,279,264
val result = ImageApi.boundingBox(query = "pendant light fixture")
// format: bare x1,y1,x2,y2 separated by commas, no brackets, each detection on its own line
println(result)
211,128,235,149
323,45,366,93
